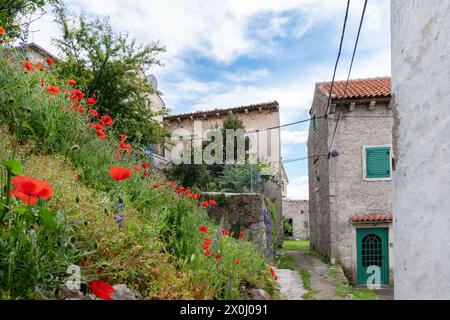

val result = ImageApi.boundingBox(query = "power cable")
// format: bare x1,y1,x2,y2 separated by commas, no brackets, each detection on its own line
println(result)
328,0,369,156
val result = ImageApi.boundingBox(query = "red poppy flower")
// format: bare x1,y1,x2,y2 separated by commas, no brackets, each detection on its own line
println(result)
234,260,241,265
89,280,115,300
47,85,61,95
10,190,38,206
100,115,113,126
10,176,53,205
215,255,221,260
208,199,217,205
201,238,211,250
70,88,85,100
204,250,211,257
169,181,177,189
35,61,43,70
133,165,141,172
144,171,151,177
46,57,53,66
221,228,231,236
96,130,107,139
141,162,148,169
87,97,96,105
89,123,103,131
120,134,127,142
200,201,209,208
0,26,5,35
109,166,132,181
115,155,121,161
68,79,76,85
40,79,45,88
88,108,99,117
23,60,33,72
239,231,245,239
192,193,200,199
199,225,208,233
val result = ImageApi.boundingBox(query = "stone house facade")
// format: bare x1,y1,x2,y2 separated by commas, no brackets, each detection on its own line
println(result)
282,199,309,240
308,77,394,286
163,102,285,245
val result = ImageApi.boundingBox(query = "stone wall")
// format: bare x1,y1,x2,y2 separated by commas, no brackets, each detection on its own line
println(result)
308,84,394,282
308,86,332,256
328,101,393,272
202,192,275,258
282,199,309,240
391,0,450,299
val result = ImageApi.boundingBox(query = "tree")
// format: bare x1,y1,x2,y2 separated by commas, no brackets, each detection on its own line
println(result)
0,0,56,40
52,3,168,144
166,112,258,192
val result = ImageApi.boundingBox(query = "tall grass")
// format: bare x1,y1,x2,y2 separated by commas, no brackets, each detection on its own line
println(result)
0,47,275,299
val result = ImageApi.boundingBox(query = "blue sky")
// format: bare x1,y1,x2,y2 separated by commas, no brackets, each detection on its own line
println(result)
30,0,391,199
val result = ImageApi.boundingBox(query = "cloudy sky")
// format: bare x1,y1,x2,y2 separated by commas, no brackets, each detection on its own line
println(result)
29,0,391,199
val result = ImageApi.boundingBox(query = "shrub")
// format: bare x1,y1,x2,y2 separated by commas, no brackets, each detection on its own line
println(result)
0,46,276,299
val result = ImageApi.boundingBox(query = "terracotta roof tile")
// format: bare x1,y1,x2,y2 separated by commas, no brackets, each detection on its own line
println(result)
318,77,391,100
350,214,393,223
164,101,279,121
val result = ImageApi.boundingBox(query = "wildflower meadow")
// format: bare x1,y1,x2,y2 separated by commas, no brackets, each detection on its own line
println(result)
0,36,277,299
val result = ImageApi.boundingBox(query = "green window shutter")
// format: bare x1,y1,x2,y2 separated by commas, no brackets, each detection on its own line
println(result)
313,114,317,129
366,147,391,178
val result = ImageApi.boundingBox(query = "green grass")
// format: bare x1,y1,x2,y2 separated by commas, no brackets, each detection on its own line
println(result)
330,266,379,300
0,48,276,300
283,240,309,252
275,253,295,269
298,268,318,299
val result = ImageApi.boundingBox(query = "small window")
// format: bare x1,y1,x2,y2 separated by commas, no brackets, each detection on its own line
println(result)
312,113,317,130
365,146,391,179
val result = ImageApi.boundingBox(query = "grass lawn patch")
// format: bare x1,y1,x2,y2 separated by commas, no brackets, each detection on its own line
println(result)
283,240,309,252
298,267,318,299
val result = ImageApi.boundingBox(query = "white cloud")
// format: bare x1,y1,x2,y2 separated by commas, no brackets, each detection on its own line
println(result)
286,175,309,199
281,129,309,144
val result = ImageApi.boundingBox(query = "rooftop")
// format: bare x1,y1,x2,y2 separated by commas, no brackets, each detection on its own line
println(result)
20,42,60,62
164,101,279,121
318,76,391,100
350,214,393,224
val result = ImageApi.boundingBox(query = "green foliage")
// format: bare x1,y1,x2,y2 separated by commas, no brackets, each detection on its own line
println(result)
283,217,293,237
0,0,57,39
166,112,263,193
0,47,275,299
52,3,168,144
164,162,212,190
283,240,309,252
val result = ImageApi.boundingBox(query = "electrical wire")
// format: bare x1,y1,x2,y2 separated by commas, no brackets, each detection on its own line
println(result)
324,0,351,117
328,0,369,155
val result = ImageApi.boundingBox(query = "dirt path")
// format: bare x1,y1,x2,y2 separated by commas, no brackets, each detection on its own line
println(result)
287,251,348,300
276,268,306,300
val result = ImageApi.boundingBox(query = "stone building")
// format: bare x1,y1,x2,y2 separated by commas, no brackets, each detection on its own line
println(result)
282,199,309,240
308,77,394,286
391,0,450,299
163,101,286,245
20,42,59,64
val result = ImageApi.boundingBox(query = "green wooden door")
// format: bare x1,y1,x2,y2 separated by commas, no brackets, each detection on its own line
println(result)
356,228,389,285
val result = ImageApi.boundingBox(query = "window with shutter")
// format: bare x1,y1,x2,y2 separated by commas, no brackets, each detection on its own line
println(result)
365,147,391,179
313,113,317,130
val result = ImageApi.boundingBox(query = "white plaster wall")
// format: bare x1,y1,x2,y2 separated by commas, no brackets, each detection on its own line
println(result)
391,0,450,300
